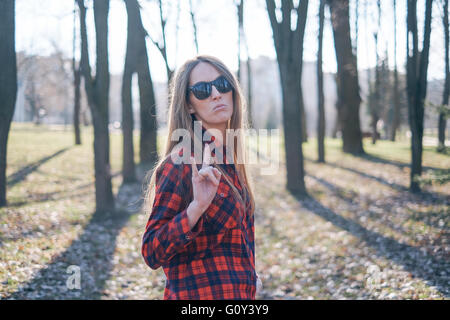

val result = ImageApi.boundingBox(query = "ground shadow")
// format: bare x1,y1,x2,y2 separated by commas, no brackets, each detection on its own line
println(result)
4,182,144,300
6,171,122,209
0,172,123,248
357,152,442,172
292,192,450,297
304,156,448,202
7,147,71,187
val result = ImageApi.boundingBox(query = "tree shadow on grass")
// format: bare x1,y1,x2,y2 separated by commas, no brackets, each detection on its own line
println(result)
0,172,124,248
7,147,71,188
6,171,122,209
4,182,144,300
357,152,442,172
304,156,448,203
292,192,450,297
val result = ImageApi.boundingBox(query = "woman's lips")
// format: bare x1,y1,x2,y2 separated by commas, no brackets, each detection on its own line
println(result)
213,104,226,111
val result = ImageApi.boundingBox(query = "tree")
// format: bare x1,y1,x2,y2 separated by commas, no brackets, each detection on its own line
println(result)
147,0,174,86
236,0,253,128
370,0,382,144
122,0,158,182
77,0,115,213
0,0,17,207
406,0,433,192
438,0,449,153
266,0,309,196
122,0,138,183
189,0,199,54
73,1,81,145
317,0,326,163
390,0,401,141
327,0,365,154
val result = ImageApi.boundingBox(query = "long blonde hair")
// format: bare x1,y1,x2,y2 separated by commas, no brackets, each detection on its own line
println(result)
143,55,255,218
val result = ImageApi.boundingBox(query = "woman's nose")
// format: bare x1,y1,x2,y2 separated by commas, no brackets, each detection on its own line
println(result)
210,85,221,99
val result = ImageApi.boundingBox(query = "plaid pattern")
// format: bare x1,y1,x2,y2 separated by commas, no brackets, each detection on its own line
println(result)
142,127,256,300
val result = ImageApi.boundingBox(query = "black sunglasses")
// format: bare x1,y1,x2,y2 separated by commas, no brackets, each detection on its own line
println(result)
187,75,233,100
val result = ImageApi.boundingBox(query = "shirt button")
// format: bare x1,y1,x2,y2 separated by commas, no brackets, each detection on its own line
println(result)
185,234,191,240
220,192,225,197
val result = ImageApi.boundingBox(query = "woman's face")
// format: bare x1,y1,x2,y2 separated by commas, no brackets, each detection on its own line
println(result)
187,62,234,129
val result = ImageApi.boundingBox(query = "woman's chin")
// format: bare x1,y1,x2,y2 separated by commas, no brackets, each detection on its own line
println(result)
208,112,232,123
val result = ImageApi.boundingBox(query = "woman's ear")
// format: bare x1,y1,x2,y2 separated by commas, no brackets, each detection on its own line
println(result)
188,104,195,114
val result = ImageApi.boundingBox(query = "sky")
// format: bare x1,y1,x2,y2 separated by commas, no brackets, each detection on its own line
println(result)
15,0,447,83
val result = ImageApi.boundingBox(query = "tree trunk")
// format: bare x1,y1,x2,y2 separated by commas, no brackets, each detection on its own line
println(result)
73,65,82,145
237,0,243,82
238,0,253,128
77,0,115,214
406,0,433,192
189,0,199,54
122,0,138,183
371,1,381,145
438,0,449,153
371,0,381,145
123,0,158,174
266,0,309,196
328,0,364,155
390,0,400,141
0,0,17,207
73,2,81,145
301,100,308,142
280,66,307,195
317,0,325,163
246,56,253,128
121,43,136,183
138,46,158,166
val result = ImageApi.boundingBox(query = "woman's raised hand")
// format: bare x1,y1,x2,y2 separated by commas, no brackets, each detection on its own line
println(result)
190,144,222,214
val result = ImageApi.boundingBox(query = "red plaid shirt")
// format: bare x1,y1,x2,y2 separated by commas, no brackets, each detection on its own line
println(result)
141,128,256,300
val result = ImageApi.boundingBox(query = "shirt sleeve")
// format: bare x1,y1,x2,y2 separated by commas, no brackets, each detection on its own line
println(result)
141,157,204,270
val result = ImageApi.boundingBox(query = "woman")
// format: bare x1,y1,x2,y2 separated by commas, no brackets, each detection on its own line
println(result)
141,55,261,299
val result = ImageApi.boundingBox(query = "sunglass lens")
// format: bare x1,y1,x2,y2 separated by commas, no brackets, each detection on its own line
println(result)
215,77,233,93
192,83,211,100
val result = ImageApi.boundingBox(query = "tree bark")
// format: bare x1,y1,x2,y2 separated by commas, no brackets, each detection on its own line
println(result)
138,43,158,166
123,0,158,176
237,0,243,82
327,0,364,155
438,0,449,152
390,0,400,141
371,0,381,145
73,2,81,145
266,0,309,196
189,0,199,54
73,65,81,145
237,0,253,128
406,0,433,192
77,0,115,214
317,0,326,163
246,56,253,128
122,0,138,183
0,0,17,207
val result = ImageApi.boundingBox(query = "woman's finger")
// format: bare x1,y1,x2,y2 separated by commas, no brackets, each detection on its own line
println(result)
191,156,202,180
212,167,221,180
199,167,219,185
202,144,212,170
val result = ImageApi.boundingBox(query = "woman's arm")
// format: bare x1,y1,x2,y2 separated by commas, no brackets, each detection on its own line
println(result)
141,158,205,270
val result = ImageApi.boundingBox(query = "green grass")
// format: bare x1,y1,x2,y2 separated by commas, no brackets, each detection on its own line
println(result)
1,123,448,300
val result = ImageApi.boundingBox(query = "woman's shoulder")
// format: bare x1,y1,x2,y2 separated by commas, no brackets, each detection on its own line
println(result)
156,151,192,182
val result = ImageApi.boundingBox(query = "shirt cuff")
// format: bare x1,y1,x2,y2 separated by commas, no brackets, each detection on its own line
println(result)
174,208,204,246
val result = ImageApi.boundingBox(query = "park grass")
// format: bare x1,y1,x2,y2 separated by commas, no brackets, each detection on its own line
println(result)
0,122,448,299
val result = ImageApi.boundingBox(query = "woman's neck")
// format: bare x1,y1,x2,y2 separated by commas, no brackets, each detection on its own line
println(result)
202,122,227,148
